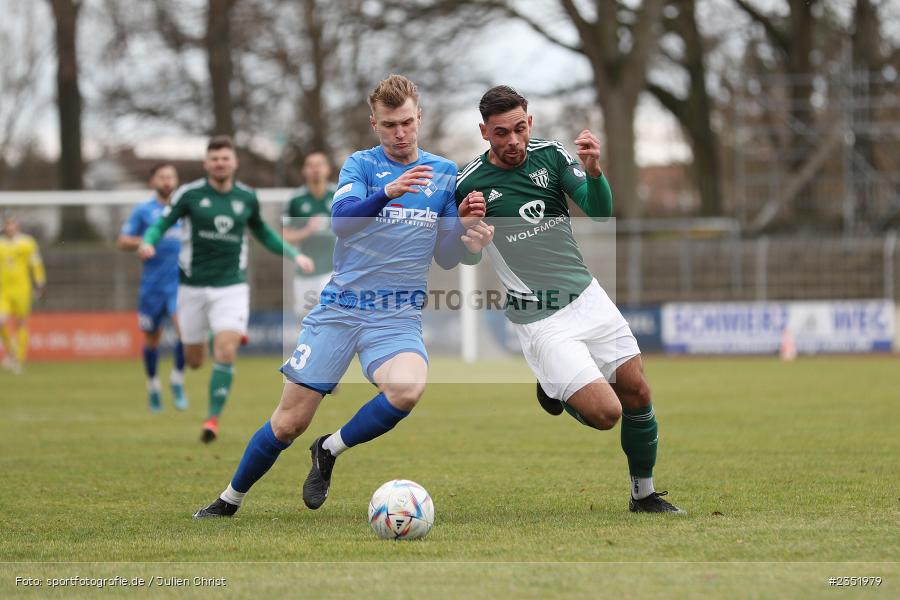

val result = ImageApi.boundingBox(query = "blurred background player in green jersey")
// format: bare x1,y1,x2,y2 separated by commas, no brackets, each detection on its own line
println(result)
139,136,313,442
281,152,336,321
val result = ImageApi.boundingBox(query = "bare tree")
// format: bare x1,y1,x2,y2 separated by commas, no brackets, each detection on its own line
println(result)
0,2,49,189
98,0,363,176
49,0,83,190
733,0,824,219
48,0,97,240
646,0,721,216
207,0,239,136
851,0,888,224
486,0,665,218
95,0,495,184
241,0,491,178
246,0,342,164
99,0,244,137
300,0,328,155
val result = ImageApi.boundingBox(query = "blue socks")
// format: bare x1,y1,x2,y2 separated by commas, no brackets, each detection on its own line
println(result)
174,341,185,372
221,395,410,507
230,421,291,493
340,392,410,447
143,343,184,378
142,346,159,379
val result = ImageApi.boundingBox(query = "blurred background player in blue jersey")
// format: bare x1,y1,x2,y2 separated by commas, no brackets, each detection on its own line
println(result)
117,163,187,412
192,74,493,518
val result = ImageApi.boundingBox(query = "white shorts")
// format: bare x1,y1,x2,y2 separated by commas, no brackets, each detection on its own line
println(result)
513,278,640,402
293,273,332,316
177,283,250,345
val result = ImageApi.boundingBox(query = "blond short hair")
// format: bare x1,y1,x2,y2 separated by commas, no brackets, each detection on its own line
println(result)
368,74,419,112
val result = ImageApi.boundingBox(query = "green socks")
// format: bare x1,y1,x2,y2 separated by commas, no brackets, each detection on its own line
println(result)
208,362,234,418
562,402,591,428
562,400,659,479
620,404,658,478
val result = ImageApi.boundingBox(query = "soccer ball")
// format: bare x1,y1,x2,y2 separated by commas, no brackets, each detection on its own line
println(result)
368,479,434,540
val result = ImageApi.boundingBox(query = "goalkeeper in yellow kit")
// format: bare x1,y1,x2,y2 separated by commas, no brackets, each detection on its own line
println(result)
0,216,46,373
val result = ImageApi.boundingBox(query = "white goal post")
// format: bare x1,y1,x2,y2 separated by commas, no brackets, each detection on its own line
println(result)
0,188,298,206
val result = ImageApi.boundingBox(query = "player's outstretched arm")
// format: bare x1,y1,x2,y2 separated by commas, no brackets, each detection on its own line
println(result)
139,199,185,259
461,250,483,265
247,208,314,273
331,165,433,237
460,222,495,254
457,191,488,264
247,213,307,265
117,234,143,251
281,216,322,244
118,206,146,251
29,243,46,288
331,190,389,237
433,222,493,269
570,174,613,220
433,180,483,270
574,130,603,178
564,130,613,220
458,191,486,227
434,220,469,270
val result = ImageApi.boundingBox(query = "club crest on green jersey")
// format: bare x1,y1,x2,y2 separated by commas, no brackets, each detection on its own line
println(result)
231,200,245,215
529,168,549,188
214,215,234,234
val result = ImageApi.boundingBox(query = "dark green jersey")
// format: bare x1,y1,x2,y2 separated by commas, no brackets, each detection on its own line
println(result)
283,185,335,276
456,139,612,324
145,178,296,287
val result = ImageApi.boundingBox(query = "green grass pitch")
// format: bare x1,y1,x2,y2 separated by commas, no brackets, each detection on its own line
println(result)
1,355,897,598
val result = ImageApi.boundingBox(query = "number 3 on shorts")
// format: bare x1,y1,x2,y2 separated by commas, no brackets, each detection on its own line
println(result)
289,344,312,370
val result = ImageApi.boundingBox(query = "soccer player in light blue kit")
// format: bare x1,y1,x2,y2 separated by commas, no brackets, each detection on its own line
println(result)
117,163,188,412
193,75,492,518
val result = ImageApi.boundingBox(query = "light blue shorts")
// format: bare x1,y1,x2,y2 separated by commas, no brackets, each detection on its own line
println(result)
279,304,428,394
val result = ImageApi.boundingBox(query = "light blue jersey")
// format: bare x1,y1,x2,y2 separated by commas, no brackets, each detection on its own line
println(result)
281,146,460,392
122,197,181,331
122,197,182,296
322,145,459,314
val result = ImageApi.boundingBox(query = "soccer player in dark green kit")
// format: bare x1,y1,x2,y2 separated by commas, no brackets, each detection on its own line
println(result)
139,136,314,443
456,86,683,513
281,151,336,318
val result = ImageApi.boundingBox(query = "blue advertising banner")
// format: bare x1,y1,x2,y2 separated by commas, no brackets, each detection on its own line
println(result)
245,311,289,354
661,300,894,355
621,307,663,353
